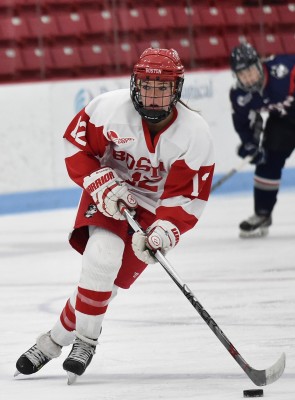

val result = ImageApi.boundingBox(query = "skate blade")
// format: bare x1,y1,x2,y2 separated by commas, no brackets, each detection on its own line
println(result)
14,370,21,377
240,227,269,238
67,371,78,385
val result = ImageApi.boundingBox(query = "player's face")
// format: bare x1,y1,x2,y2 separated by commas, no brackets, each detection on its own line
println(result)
138,79,174,111
236,65,261,89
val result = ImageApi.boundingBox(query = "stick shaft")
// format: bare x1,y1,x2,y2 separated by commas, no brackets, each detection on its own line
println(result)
123,210,247,365
123,209,285,386
211,131,265,192
211,155,252,192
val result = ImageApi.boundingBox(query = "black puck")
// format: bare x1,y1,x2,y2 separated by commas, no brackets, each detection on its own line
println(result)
243,389,264,397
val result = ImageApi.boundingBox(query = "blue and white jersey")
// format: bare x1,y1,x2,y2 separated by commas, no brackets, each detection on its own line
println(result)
229,54,295,143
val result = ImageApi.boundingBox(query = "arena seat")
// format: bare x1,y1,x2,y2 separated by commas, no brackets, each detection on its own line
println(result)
171,5,201,32
0,0,25,7
50,44,82,73
143,6,175,32
0,15,30,43
194,35,228,64
79,42,113,73
252,33,285,56
248,5,280,30
117,7,148,34
197,6,227,32
166,37,196,67
136,38,168,55
25,13,60,42
55,11,89,38
42,0,77,6
276,3,295,27
20,46,54,76
109,40,139,72
3,0,47,10
223,32,254,53
280,32,295,54
84,8,117,38
0,47,23,79
222,6,254,30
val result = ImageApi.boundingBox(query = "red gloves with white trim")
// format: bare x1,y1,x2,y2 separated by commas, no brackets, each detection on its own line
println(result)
132,220,180,264
83,167,137,220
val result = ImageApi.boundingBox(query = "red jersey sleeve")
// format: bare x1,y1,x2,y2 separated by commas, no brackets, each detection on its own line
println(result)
156,159,214,234
63,107,109,187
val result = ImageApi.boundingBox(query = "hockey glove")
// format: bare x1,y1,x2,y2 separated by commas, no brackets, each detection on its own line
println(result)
83,167,137,220
132,220,180,264
237,142,266,165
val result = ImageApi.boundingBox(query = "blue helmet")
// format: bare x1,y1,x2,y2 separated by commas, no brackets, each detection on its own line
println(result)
230,42,264,93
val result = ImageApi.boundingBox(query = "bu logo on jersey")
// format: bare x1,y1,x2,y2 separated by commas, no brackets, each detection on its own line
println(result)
70,116,87,146
107,130,135,145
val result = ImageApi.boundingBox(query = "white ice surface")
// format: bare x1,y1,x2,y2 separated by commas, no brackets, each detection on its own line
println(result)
0,190,294,399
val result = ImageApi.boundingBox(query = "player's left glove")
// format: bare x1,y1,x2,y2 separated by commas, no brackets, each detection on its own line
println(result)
83,167,137,220
132,220,180,264
237,142,266,165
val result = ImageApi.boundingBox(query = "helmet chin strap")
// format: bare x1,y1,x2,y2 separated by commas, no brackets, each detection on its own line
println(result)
237,79,263,93
139,108,171,124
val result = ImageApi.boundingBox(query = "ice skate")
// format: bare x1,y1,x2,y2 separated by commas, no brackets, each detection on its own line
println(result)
63,337,96,385
239,214,272,238
15,332,62,376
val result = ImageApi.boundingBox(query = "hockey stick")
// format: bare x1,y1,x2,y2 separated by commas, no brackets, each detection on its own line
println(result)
211,155,253,192
211,131,265,193
121,206,286,386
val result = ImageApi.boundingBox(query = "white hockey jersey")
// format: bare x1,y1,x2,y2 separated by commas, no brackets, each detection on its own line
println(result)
64,88,215,234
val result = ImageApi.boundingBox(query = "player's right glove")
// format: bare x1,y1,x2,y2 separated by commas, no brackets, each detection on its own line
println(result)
83,167,137,220
132,220,180,264
237,142,266,165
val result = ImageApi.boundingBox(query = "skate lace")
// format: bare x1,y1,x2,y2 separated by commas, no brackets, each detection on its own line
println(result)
26,345,49,366
68,340,95,365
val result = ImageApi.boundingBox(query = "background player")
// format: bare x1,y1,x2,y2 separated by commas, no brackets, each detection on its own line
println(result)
229,42,295,237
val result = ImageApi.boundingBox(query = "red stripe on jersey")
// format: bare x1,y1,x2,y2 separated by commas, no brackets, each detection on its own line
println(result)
197,164,215,201
65,151,103,188
60,299,76,331
162,159,195,200
289,66,295,94
158,161,214,233
263,64,269,87
156,205,198,234
163,160,214,201
76,287,112,316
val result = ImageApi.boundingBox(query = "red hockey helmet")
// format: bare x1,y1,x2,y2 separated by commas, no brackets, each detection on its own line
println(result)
130,48,185,123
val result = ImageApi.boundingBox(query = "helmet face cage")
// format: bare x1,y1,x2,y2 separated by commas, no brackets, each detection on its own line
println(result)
230,43,264,93
130,74,183,123
130,48,184,123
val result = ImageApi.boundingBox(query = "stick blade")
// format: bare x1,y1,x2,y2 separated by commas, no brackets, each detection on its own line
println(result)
247,352,286,386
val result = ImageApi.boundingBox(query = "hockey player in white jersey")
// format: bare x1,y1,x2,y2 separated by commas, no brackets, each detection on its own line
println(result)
15,48,215,383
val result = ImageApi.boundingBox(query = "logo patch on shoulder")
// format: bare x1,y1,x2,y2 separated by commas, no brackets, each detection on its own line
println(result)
270,64,289,79
237,92,252,107
107,130,135,145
